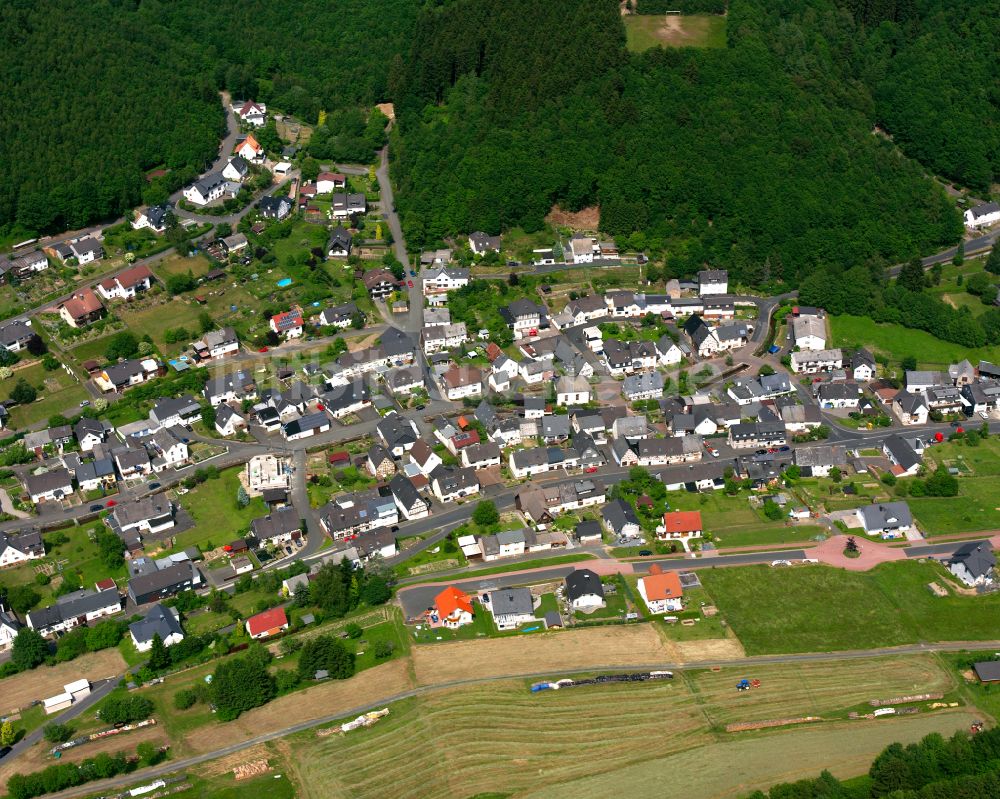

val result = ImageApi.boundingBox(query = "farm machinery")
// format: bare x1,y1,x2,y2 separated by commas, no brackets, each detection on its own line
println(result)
736,679,761,692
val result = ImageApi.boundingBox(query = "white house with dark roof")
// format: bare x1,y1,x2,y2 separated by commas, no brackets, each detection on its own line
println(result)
857,502,913,539
949,543,995,587
965,202,1000,229
0,528,45,567
485,587,534,630
183,172,229,206
129,604,184,652
564,569,605,610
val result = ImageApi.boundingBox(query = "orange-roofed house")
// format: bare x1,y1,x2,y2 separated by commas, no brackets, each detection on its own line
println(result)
59,288,105,328
245,607,289,639
660,510,703,541
433,586,474,628
637,565,684,614
235,133,265,162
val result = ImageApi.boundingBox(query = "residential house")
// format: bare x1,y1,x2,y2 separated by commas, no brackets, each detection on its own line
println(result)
433,586,474,628
727,422,786,450
283,411,331,441
330,193,366,219
235,132,264,160
462,441,502,469
790,348,843,374
469,232,501,256
486,587,534,630
215,404,247,436
27,588,122,636
602,499,641,539
236,101,267,127
857,502,914,539
319,302,360,329
949,543,996,587
73,418,111,452
882,435,922,476
389,474,428,520
270,310,304,339
791,314,826,350
563,295,609,326
59,288,105,328
0,529,45,567
362,268,397,300
637,565,683,614
660,510,703,540
622,372,664,402
568,236,596,264
250,507,302,548
852,349,877,382
73,458,116,492
0,609,21,650
816,382,861,409
0,318,38,353
612,415,649,441
95,358,161,393
246,607,289,640
200,327,240,360
892,392,929,426
113,447,151,479
422,267,470,297
656,335,685,366
69,237,104,264
574,520,603,544
24,469,73,503
698,269,728,296
964,201,1000,229
441,366,483,400
904,370,949,394
204,369,257,406
110,497,175,537
127,560,202,605
430,465,480,503
793,444,847,478
409,440,443,478
539,415,571,444
259,195,293,221
129,604,184,652
149,395,201,429
183,173,228,206
422,322,468,355
316,172,346,193
326,226,352,258
367,444,395,479
376,415,419,456
500,299,545,339
222,155,249,182
96,264,154,301
564,569,605,610
318,489,398,540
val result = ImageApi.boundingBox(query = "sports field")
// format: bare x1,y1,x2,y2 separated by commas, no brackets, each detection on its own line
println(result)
289,655,960,799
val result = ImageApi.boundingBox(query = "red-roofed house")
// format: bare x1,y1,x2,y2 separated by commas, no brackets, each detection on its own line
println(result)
59,288,106,328
316,172,347,194
660,510,703,540
637,565,683,614
450,430,481,451
96,265,154,301
245,607,289,639
485,342,503,362
433,586,474,628
270,310,304,339
237,102,267,128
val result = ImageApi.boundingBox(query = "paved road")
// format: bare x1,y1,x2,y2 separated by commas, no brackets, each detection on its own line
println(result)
37,638,1000,799
3,678,118,763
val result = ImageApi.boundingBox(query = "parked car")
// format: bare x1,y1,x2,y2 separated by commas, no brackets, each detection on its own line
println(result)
638,550,653,557
89,504,103,512
258,347,268,353
148,482,161,490
79,400,90,407
779,445,791,452
407,280,414,288
416,404,425,410
409,269,416,276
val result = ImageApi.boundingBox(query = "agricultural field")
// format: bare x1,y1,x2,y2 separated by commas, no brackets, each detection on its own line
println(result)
0,648,126,716
830,314,1000,368
288,655,960,799
4,360,89,428
624,13,727,52
701,560,1000,655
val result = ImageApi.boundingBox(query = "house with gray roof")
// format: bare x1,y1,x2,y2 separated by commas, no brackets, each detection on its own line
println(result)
857,502,913,539
485,587,535,629
949,543,996,587
129,604,184,652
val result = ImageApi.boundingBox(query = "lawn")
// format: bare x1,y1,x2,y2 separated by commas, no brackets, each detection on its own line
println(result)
904,436,1000,535
5,361,89,428
168,772,296,799
701,560,1000,655
710,524,827,549
830,314,1000,368
171,467,268,552
155,253,214,279
624,13,727,52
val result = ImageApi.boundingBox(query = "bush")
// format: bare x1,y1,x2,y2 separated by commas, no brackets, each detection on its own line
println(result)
373,640,395,659
173,689,198,710
99,694,154,725
43,723,73,744
297,635,356,681
345,622,363,639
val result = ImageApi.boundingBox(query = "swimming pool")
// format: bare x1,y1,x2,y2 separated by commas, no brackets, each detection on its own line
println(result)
276,277,293,287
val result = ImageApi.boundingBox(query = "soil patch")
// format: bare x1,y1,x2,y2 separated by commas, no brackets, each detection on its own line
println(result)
0,649,127,715
546,204,600,230
183,659,413,755
411,625,677,685
675,636,746,662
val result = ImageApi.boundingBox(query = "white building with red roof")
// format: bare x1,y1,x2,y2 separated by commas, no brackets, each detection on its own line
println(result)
432,586,474,628
96,265,154,301
245,607,288,639
270,310,304,339
236,101,266,128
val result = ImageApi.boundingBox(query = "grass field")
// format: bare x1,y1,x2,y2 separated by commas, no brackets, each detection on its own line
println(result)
624,13,727,52
171,467,268,552
701,560,1000,655
830,314,1000,368
5,360,89,428
908,437,1000,534
0,649,126,715
289,655,959,799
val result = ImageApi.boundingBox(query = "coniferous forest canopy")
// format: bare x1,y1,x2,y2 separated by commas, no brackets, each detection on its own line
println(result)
1,0,996,298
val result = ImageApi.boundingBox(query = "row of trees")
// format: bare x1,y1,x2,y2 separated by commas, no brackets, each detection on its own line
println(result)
750,726,1000,797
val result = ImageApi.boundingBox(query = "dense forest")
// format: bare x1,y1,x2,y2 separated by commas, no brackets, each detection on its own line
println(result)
391,0,965,288
0,0,416,237
749,725,1000,798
